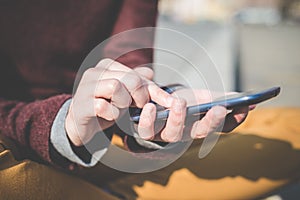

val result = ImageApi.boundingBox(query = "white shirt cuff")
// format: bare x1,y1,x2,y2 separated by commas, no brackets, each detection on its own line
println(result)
50,99,107,167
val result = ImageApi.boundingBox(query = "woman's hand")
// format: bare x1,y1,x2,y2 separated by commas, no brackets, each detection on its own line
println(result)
136,88,253,142
65,59,175,146
65,58,252,147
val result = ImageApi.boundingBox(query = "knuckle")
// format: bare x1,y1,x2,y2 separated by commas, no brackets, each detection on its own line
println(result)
122,96,133,108
176,98,187,107
138,92,150,105
108,79,122,91
82,68,96,78
100,58,114,63
157,89,168,99
134,97,148,108
135,67,154,79
145,68,154,79
94,99,106,116
128,74,143,91
98,58,114,68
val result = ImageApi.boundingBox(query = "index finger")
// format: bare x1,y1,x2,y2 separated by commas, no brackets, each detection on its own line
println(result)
147,82,175,108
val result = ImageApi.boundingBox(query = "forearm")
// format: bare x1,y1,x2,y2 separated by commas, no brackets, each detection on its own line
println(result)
0,94,71,165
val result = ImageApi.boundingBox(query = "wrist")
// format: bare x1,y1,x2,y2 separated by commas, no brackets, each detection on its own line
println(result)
65,111,83,147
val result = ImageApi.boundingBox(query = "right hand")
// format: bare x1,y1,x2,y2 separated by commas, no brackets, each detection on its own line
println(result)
65,58,231,147
65,58,175,146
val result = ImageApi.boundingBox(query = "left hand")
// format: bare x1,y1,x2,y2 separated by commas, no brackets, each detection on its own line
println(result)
172,88,253,138
136,86,254,142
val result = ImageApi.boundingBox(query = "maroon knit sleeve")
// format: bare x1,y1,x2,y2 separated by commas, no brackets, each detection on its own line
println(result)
101,0,169,156
0,94,71,164
103,0,159,69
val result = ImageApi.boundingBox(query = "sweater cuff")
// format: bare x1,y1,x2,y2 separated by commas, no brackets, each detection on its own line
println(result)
50,99,107,167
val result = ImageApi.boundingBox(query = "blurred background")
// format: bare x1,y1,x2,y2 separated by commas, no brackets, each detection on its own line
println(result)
154,1,300,199
154,0,300,108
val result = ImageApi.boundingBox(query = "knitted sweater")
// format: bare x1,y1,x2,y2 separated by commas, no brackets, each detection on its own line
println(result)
0,0,158,169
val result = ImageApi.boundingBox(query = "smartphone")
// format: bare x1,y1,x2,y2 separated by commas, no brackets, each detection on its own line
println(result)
130,86,281,123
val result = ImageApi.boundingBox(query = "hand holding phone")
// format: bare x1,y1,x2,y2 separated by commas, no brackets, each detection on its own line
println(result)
130,87,281,123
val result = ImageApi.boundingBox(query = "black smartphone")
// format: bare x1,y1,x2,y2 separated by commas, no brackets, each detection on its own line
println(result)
130,86,281,123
